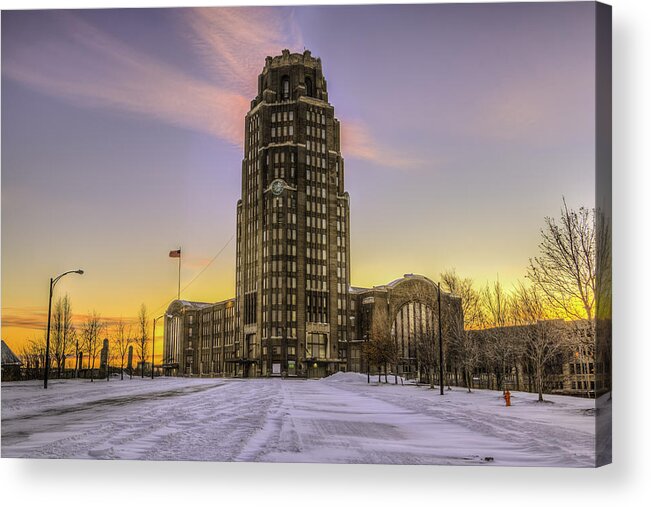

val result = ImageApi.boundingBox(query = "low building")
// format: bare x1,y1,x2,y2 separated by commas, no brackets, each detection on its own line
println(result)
1,340,23,381
349,274,461,381
163,274,462,379
467,320,608,398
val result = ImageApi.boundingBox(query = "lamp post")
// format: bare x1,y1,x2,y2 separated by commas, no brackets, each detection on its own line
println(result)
44,269,84,389
151,314,171,379
365,331,370,384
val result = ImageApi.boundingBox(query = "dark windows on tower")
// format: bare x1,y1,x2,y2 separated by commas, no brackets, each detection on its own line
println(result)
281,76,290,100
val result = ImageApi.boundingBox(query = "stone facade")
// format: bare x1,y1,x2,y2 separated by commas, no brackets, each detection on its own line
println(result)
162,51,460,378
349,275,461,379
235,49,350,377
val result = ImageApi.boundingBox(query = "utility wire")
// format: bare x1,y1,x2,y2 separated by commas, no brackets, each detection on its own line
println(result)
179,234,235,296
152,234,235,316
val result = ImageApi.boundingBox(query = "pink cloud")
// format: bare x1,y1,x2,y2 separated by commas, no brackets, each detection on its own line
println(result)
183,7,304,99
3,9,402,167
340,120,427,170
3,12,250,146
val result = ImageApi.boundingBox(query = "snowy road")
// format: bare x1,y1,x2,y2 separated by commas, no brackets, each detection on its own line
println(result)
1,373,597,466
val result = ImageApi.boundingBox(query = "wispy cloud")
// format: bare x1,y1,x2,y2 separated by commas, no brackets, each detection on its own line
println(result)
2,306,139,332
340,120,427,170
3,8,398,164
183,7,304,99
3,11,250,146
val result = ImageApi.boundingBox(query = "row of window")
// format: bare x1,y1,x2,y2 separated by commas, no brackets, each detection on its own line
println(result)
306,168,327,183
306,247,327,260
264,292,298,306
306,201,327,214
264,244,298,257
271,125,294,138
306,140,326,154
307,279,327,291
271,111,294,123
307,231,327,245
306,216,327,229
306,155,327,168
306,125,326,139
263,227,297,241
307,110,327,125
264,259,298,273
306,263,326,276
263,276,298,289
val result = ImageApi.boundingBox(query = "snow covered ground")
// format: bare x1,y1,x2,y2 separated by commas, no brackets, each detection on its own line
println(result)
1,373,598,466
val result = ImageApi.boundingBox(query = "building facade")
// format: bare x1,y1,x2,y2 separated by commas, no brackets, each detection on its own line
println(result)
163,50,459,378
466,320,608,398
235,49,351,378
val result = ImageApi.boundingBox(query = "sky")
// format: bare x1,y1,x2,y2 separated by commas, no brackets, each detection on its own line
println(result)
1,3,597,352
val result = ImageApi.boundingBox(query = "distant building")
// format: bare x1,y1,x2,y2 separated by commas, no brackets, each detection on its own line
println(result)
163,50,460,378
468,320,608,398
1,340,22,381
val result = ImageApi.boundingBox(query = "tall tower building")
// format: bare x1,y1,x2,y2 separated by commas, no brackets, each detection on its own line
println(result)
163,50,460,380
236,49,351,377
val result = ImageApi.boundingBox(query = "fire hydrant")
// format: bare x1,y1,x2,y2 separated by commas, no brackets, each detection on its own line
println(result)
504,390,511,407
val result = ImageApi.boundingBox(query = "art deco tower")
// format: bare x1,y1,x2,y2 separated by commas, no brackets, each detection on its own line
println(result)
235,49,351,377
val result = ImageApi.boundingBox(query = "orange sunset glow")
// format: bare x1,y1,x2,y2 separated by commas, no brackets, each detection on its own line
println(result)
2,4,596,357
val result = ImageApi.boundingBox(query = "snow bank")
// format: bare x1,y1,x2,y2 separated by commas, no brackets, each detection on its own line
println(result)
319,372,369,384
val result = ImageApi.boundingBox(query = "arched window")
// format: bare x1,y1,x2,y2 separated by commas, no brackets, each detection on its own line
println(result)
281,76,290,100
391,301,435,376
305,77,313,97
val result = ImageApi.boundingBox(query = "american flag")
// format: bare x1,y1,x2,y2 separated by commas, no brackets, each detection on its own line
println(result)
169,249,181,258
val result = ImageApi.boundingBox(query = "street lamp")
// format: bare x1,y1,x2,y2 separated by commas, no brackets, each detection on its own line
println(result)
44,269,84,389
151,314,171,379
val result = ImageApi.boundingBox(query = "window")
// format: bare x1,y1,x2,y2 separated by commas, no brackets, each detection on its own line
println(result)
307,333,327,359
305,77,313,97
282,76,290,100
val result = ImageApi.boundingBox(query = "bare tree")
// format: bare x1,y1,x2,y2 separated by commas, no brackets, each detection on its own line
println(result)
363,310,400,384
19,335,47,380
136,304,149,378
512,284,568,402
527,198,595,323
440,270,484,392
59,295,75,376
400,282,446,390
51,298,64,378
527,199,601,397
81,312,104,382
416,319,440,389
481,279,519,392
51,295,75,378
111,319,133,380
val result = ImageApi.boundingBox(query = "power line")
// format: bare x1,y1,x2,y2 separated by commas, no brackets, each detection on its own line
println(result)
152,234,235,316
179,234,235,295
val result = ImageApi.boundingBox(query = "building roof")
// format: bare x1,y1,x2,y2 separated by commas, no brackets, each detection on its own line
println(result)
175,300,214,309
1,340,23,366
385,273,437,288
166,298,236,314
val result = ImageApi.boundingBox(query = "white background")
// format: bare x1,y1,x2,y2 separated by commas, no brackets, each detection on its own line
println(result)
1,0,649,504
